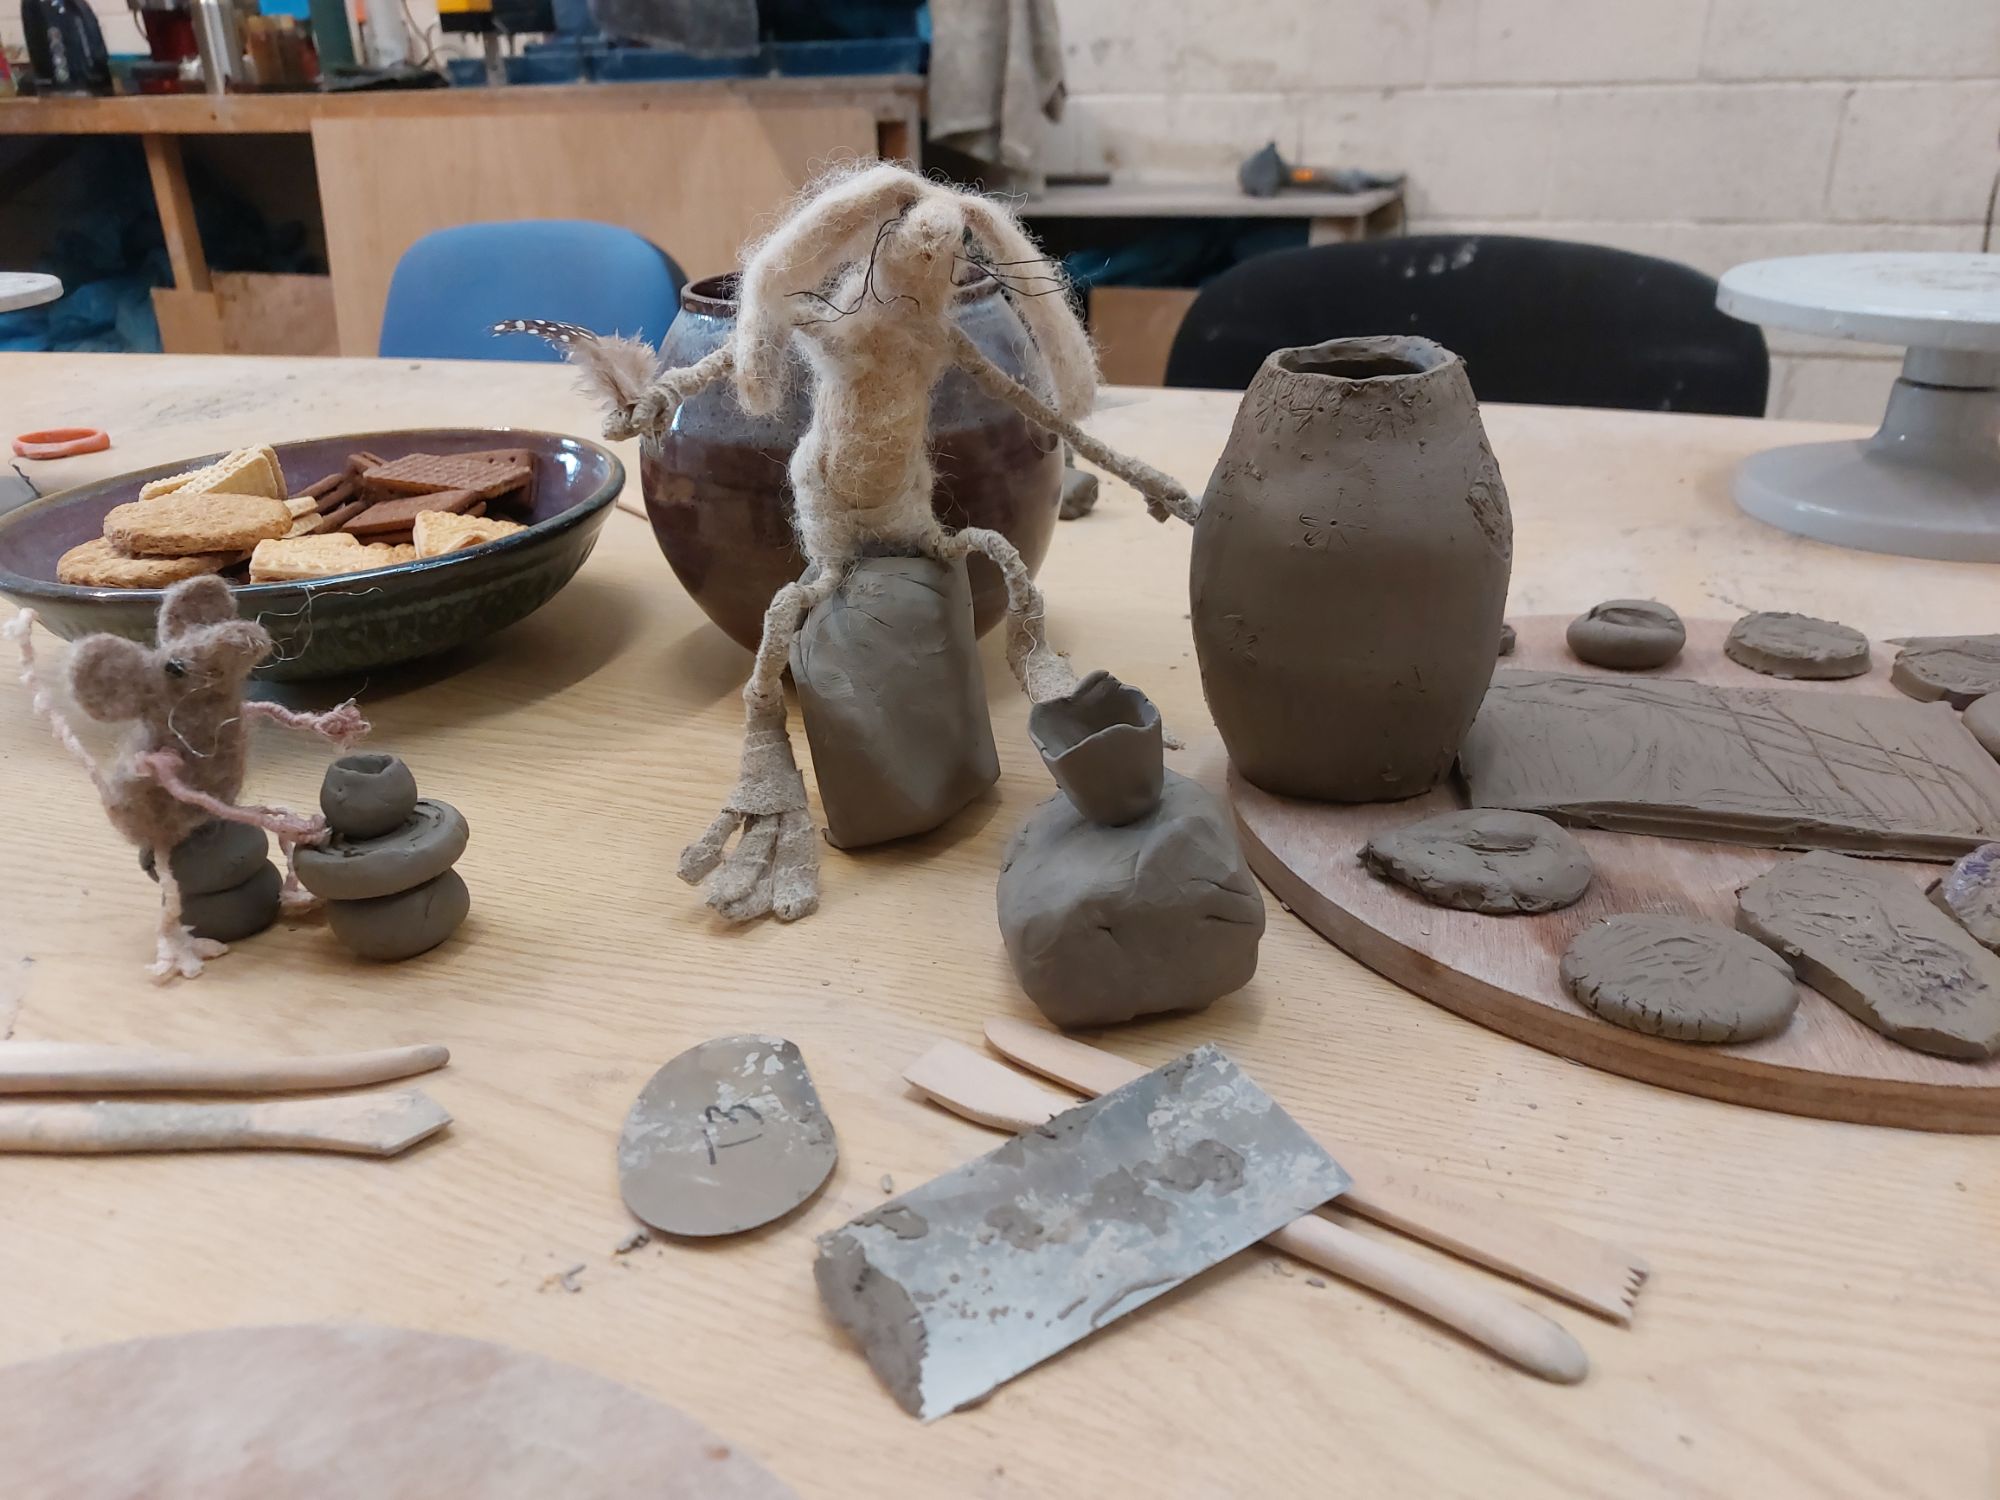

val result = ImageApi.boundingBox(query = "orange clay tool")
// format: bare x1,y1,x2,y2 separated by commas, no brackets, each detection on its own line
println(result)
13,428,110,460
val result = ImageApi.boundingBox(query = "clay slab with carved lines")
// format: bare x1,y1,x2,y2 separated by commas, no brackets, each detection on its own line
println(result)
1229,616,2000,1132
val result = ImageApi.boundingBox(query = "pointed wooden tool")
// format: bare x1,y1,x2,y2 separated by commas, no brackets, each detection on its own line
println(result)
0,1090,450,1157
0,1042,449,1095
905,1041,1588,1385
984,1017,1650,1325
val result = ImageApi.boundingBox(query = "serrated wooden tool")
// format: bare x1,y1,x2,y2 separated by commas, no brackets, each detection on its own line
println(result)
983,1017,1650,1325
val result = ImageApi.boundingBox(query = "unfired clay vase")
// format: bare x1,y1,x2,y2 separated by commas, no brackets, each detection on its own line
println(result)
997,674,1264,1028
641,274,1063,650
791,556,999,850
1191,336,1513,801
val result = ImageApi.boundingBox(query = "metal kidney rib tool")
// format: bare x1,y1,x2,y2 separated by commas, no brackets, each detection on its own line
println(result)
814,1045,1349,1420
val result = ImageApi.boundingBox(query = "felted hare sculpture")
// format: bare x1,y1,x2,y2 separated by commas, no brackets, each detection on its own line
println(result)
508,162,1194,924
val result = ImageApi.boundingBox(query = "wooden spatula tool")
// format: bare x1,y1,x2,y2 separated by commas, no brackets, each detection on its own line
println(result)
0,1091,450,1157
984,1017,1650,1325
904,1041,1587,1384
0,1042,449,1095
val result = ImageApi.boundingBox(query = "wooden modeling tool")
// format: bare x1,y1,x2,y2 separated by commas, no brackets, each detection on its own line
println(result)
905,1041,1588,1385
0,1042,449,1095
0,1090,450,1157
984,1017,1649,1324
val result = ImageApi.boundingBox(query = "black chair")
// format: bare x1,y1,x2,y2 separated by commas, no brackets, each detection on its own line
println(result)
1163,234,1770,416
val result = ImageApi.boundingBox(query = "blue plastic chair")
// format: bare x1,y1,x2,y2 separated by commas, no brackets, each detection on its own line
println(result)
377,220,685,361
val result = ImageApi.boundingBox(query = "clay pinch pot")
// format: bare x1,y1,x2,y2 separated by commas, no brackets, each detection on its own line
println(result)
319,752,419,841
640,272,1064,651
1028,670,1164,827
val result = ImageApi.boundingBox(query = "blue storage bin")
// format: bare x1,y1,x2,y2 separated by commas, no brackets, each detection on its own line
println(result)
764,36,924,75
590,46,761,80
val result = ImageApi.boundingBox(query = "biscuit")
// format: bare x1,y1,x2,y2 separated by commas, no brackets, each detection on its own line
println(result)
58,536,234,589
413,510,528,558
344,488,481,535
105,491,293,557
138,445,284,503
248,533,417,583
362,453,531,502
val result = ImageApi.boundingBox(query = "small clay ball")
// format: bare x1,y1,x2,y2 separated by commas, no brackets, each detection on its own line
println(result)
1930,843,2000,953
177,861,282,943
1560,913,1798,1043
1059,466,1099,520
140,818,270,896
326,868,470,961
1964,693,2000,760
1723,611,1870,680
1890,636,2000,709
321,753,420,841
1362,809,1592,915
1565,599,1686,670
1497,622,1516,658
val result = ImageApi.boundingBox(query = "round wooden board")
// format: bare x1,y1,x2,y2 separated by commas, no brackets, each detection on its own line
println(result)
0,1324,799,1498
1229,615,2000,1133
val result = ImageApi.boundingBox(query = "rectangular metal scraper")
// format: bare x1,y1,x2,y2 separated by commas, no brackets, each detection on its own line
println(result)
814,1044,1349,1420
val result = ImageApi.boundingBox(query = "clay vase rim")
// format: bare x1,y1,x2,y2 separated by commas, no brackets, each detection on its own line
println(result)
680,268,1006,317
1029,671,1166,827
1268,334,1461,385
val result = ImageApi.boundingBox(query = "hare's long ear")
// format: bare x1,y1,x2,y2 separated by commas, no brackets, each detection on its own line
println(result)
957,195,1098,421
734,163,928,416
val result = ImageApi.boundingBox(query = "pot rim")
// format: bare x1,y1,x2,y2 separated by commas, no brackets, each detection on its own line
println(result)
1269,335,1460,383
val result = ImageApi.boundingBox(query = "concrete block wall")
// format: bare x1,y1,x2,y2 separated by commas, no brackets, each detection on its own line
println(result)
1050,0,2000,421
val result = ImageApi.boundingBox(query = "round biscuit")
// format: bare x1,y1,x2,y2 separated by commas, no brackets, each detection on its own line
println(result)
57,536,233,589
103,491,292,557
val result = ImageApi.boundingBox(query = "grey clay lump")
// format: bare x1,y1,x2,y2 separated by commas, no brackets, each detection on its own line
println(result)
1565,600,1685,670
306,754,471,961
997,674,1263,1028
1191,336,1512,802
1930,844,2000,952
141,818,279,942
321,752,420,840
791,555,999,850
1723,612,1870,680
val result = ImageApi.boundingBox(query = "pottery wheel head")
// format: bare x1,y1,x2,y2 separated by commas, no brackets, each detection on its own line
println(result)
618,1035,838,1238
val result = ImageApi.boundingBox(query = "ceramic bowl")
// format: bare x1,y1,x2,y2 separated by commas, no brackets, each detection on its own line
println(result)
0,428,623,682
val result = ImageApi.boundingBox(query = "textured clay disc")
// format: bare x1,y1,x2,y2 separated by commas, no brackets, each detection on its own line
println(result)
1362,809,1593,914
1723,611,1870,680
1560,913,1800,1043
619,1035,837,1238
1890,636,2000,709
0,1324,798,1499
1565,599,1686,670
1964,693,2000,760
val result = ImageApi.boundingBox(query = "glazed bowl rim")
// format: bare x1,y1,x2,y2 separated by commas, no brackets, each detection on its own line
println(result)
0,426,626,610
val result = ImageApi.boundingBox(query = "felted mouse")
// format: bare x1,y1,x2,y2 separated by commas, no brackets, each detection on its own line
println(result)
6,576,368,981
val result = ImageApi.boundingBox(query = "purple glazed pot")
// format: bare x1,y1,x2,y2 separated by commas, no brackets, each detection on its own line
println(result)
0,428,622,682
640,273,1064,651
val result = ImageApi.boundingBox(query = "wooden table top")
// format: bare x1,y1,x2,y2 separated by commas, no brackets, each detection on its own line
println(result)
0,353,1994,1499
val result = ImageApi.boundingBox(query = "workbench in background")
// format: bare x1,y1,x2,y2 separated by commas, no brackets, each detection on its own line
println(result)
0,76,921,357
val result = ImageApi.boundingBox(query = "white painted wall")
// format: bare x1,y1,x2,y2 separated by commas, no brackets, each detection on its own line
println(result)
1048,0,2000,420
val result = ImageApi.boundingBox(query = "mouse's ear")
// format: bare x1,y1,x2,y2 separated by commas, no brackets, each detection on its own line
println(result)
157,575,238,640
67,635,155,722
